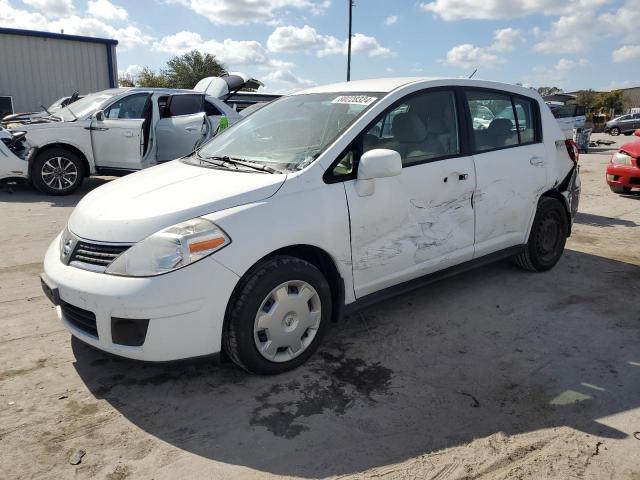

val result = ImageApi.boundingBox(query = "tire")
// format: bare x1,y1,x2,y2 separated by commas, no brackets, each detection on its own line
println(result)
624,132,633,136
610,185,632,194
516,197,568,272
223,256,332,375
31,148,84,195
610,127,620,136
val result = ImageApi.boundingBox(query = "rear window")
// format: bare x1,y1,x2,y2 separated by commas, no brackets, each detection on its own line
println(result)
552,104,585,119
166,95,203,117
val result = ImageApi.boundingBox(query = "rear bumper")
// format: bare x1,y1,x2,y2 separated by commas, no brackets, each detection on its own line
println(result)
42,234,240,362
606,164,640,188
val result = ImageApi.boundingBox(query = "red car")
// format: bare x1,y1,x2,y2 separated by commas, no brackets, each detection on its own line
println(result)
607,129,640,194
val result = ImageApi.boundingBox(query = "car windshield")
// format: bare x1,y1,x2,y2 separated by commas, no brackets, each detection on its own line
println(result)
192,92,380,172
55,90,122,121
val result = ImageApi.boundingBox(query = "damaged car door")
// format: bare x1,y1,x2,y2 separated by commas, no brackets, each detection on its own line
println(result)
464,90,548,257
155,93,207,163
90,92,151,171
343,89,476,298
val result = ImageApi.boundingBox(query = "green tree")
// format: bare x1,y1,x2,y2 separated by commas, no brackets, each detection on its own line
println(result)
575,89,598,108
118,75,135,87
165,50,227,89
537,86,563,97
596,90,625,114
135,67,171,88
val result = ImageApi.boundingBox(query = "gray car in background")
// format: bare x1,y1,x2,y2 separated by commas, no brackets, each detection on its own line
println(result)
605,113,640,136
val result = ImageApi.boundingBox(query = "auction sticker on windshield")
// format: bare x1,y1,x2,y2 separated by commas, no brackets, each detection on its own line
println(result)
331,95,377,106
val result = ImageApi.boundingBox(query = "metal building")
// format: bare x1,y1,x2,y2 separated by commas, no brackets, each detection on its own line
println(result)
0,28,118,116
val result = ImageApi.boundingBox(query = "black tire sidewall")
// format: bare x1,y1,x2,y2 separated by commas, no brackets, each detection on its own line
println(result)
526,198,568,272
610,185,630,194
225,256,332,375
32,149,84,195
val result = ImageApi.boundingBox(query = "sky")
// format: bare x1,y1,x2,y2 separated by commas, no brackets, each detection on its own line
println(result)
1,0,639,93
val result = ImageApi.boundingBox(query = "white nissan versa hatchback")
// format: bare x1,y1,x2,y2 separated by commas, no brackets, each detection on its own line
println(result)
41,78,581,374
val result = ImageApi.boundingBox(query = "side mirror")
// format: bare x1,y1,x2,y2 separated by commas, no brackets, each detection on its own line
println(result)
355,149,402,197
634,129,640,137
357,149,402,180
95,110,104,122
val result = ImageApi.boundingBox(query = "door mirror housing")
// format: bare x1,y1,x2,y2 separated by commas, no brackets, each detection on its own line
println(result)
355,149,402,197
95,110,104,122
357,149,402,180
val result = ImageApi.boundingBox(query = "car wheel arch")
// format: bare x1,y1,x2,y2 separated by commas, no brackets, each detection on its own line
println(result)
538,189,572,236
30,143,91,178
223,244,346,328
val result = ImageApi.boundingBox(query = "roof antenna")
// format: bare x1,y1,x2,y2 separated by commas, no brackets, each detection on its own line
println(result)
468,68,477,79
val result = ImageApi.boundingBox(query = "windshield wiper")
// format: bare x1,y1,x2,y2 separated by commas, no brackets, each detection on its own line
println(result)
199,155,279,174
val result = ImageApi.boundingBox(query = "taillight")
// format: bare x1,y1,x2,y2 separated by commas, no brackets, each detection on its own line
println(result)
565,139,579,163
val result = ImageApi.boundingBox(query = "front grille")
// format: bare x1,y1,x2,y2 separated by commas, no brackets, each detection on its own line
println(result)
70,241,130,268
61,301,98,338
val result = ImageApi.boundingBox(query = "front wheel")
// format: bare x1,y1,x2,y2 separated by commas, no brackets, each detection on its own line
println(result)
610,127,620,136
516,197,568,272
31,148,84,195
223,256,332,375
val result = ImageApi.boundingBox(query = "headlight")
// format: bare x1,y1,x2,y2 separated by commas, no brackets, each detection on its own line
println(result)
611,152,632,165
59,227,76,263
105,218,230,277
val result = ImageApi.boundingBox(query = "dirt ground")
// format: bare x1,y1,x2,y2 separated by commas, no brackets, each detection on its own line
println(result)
1,133,639,480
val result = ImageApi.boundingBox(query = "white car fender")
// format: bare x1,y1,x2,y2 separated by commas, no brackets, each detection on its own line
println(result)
19,122,96,174
203,165,356,304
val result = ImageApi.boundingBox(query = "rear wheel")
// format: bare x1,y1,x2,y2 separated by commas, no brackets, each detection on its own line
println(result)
610,185,632,194
223,256,332,375
31,148,84,195
516,197,568,272
610,127,620,136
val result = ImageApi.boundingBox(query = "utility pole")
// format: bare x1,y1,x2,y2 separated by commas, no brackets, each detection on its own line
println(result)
347,0,353,81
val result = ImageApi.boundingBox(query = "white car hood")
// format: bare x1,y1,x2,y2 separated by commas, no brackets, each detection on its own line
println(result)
68,160,286,242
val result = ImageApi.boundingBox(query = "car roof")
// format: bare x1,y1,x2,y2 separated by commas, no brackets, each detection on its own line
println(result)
293,77,540,99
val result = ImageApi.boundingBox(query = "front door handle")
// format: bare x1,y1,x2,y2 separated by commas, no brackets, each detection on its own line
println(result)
443,173,469,183
123,130,133,138
530,156,545,166
185,126,199,132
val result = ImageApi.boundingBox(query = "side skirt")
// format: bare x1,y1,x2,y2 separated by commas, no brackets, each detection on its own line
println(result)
344,245,525,315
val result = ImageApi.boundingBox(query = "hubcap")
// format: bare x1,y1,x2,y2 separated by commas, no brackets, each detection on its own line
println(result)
41,156,78,191
535,212,561,262
253,280,322,363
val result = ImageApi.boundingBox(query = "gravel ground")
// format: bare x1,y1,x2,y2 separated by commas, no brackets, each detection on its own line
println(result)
0,133,639,480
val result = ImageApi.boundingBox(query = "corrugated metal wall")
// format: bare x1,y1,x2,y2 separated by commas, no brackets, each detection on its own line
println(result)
0,33,116,113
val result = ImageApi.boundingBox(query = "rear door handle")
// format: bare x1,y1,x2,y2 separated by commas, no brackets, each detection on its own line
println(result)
123,130,133,138
185,126,199,132
530,156,544,166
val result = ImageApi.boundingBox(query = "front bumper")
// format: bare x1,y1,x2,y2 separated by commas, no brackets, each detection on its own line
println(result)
0,142,32,181
42,234,240,361
606,164,640,189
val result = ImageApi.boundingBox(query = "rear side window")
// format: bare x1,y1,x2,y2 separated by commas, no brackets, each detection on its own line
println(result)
362,89,460,167
465,90,540,152
466,91,518,152
166,95,203,117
